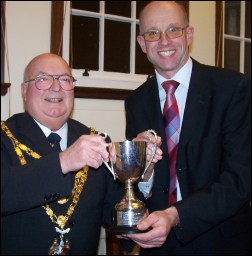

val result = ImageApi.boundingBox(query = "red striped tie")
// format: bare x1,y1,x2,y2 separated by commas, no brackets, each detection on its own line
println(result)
162,80,180,205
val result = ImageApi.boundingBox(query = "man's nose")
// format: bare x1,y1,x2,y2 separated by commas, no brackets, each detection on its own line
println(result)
50,77,61,91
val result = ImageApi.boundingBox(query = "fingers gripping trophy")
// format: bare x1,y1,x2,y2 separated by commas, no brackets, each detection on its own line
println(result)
100,130,157,234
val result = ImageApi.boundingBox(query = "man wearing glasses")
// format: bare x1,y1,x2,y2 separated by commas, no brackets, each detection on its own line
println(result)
1,53,162,254
122,1,251,255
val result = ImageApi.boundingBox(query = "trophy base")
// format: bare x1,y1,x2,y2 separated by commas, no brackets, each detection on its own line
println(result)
107,225,152,234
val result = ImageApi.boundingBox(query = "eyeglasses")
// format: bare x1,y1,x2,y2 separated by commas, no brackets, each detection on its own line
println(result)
142,26,188,42
24,74,77,91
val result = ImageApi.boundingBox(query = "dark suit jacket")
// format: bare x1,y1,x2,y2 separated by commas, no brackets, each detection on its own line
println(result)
125,59,251,255
1,112,123,255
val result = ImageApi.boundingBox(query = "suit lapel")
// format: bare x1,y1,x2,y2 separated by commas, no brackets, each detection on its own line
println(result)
176,61,213,197
146,78,166,139
179,61,212,147
18,113,53,155
67,120,90,147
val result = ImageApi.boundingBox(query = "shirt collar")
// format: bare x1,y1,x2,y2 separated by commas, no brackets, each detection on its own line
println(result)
34,119,68,149
156,57,192,92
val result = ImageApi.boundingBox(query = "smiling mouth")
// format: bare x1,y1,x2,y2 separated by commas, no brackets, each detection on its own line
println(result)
159,50,175,57
45,98,63,103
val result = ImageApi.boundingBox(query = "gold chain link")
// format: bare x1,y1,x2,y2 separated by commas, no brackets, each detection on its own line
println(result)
1,121,40,165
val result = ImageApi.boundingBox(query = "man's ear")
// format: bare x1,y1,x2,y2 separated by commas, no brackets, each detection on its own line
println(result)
21,83,28,102
186,26,194,46
137,35,147,54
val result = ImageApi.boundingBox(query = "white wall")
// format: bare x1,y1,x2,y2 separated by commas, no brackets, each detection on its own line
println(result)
3,1,51,117
73,98,125,142
190,1,215,65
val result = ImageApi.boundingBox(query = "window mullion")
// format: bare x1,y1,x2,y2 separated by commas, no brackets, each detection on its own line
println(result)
130,1,137,74
99,1,105,72
222,2,225,68
240,1,245,73
63,1,71,64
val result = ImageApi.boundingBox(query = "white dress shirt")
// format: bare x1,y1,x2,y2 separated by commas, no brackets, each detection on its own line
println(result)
156,57,193,201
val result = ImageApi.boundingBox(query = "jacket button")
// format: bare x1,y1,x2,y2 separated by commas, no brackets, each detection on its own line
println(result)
177,167,186,171
162,187,169,194
44,194,52,202
52,193,59,200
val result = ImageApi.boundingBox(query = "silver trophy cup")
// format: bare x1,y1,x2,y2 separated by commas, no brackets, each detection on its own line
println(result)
103,130,157,234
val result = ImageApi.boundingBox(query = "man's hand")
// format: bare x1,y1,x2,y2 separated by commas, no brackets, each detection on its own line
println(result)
133,131,163,181
59,134,109,174
119,206,180,248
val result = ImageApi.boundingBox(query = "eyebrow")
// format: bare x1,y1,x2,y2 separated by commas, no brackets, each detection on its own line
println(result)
36,72,71,76
145,24,183,31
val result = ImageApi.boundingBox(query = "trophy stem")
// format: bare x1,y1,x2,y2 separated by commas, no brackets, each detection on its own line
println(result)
111,179,146,234
124,179,138,204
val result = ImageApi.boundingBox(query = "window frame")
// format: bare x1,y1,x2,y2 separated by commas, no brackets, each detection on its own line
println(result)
51,1,146,99
51,1,189,99
215,1,251,74
1,1,11,96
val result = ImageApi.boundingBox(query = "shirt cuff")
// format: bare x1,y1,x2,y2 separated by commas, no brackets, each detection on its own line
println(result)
138,170,154,199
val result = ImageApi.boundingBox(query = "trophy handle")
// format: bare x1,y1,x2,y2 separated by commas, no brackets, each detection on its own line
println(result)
141,129,157,179
98,130,157,181
103,161,116,180
98,131,116,180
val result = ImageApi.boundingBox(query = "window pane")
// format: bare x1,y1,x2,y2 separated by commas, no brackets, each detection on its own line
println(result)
244,42,251,76
224,39,240,72
71,1,99,12
71,16,99,70
245,1,251,38
105,2,131,18
225,1,241,36
104,20,130,73
135,25,154,75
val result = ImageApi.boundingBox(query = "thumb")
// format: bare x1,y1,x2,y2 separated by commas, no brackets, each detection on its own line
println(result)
137,217,152,231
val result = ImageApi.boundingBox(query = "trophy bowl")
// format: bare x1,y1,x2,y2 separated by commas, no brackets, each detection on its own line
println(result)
104,130,157,234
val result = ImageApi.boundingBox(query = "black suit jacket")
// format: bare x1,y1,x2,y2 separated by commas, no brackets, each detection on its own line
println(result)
125,59,251,255
1,112,123,255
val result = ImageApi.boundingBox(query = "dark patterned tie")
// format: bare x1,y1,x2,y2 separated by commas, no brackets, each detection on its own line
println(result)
48,133,62,152
162,80,180,205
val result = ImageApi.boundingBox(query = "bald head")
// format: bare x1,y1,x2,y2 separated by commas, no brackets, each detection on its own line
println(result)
23,53,71,82
139,1,188,34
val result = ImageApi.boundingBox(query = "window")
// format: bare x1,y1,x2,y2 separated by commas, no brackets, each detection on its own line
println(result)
70,1,153,75
216,1,251,76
